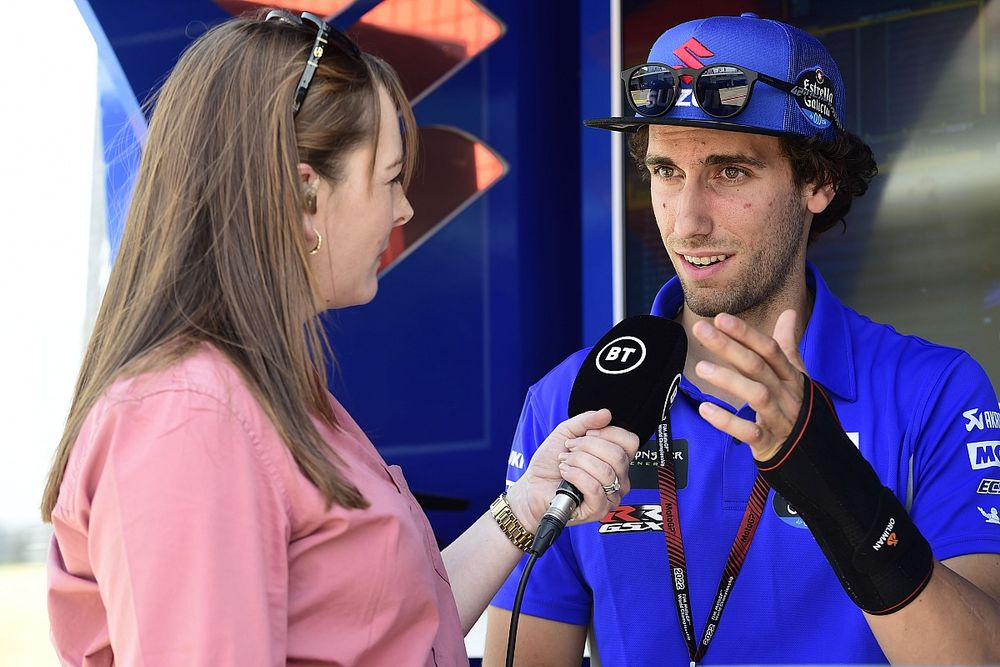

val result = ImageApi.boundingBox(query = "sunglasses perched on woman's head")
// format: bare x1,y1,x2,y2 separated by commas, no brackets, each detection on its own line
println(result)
265,10,362,116
622,63,843,130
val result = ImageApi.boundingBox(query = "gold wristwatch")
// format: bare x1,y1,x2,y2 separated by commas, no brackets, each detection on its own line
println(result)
490,493,535,553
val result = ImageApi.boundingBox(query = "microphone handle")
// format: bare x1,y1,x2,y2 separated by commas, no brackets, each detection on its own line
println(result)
529,481,584,556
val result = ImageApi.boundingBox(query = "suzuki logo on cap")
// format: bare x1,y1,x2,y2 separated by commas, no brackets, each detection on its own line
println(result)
596,336,647,375
673,37,713,69
671,37,714,87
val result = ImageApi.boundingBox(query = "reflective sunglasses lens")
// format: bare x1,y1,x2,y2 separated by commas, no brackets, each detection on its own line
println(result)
628,65,676,116
696,66,751,118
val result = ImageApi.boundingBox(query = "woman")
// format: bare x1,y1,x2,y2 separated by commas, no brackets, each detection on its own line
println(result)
41,9,638,666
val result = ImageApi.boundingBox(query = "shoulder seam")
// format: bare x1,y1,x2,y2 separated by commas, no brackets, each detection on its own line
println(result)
104,384,294,517
905,349,974,492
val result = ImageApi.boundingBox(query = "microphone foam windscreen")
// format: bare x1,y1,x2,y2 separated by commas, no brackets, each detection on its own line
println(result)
568,315,688,443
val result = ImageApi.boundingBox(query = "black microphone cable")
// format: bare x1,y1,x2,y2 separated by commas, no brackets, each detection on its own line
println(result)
504,551,538,667
505,481,582,666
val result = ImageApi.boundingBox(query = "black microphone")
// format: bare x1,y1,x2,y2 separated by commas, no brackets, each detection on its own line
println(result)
529,315,688,555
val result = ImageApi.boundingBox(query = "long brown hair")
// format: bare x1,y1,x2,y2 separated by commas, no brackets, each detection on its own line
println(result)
41,10,417,520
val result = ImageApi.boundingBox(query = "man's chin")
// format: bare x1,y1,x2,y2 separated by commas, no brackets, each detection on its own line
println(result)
677,280,737,318
684,299,728,318
683,287,779,321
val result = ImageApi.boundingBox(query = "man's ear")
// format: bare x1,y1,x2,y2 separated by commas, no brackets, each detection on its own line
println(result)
806,180,836,215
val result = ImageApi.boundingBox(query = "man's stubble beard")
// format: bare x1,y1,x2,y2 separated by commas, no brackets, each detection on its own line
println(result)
677,189,807,321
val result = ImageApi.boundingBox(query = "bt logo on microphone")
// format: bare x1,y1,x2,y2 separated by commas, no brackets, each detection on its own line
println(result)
595,336,647,375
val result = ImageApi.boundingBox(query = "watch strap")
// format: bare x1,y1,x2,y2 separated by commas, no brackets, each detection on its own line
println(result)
490,493,535,553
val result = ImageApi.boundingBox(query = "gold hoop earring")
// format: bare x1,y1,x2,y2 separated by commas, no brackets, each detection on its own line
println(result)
308,229,323,255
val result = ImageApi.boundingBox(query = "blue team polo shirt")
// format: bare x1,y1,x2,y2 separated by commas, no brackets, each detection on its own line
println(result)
492,263,1000,665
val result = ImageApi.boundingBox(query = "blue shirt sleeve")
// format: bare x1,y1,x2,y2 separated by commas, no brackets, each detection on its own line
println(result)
490,361,595,626
907,351,1000,560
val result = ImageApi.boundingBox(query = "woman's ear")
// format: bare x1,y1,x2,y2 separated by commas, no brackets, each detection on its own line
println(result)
297,162,317,186
298,163,320,216
297,163,321,253
806,180,836,215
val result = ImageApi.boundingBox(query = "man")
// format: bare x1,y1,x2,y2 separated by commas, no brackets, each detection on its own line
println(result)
484,13,1000,666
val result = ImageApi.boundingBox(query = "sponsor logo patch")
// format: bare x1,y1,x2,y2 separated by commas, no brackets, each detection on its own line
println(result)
773,492,808,529
964,408,1000,431
598,504,663,534
872,518,898,551
793,67,835,129
630,437,689,489
507,451,524,470
978,506,1000,525
968,441,1000,470
977,478,1000,495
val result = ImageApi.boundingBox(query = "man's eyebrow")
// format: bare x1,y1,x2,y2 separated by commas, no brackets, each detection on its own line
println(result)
644,154,677,169
643,153,769,169
703,153,768,169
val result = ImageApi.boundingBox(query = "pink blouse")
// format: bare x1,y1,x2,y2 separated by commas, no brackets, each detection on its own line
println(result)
48,344,467,666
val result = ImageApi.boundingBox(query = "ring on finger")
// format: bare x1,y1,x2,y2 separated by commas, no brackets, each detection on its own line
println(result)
601,474,621,496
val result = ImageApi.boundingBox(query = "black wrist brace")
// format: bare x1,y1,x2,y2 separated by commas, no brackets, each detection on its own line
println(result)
756,374,934,615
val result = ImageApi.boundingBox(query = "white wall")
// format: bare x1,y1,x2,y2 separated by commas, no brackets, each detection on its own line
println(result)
0,0,101,542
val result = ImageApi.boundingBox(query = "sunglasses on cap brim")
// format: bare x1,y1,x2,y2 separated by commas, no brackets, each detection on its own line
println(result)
622,63,843,131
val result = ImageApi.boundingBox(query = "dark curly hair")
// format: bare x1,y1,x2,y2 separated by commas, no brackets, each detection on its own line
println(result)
627,126,878,242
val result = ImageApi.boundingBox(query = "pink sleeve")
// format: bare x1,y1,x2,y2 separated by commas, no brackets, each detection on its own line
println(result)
87,388,291,666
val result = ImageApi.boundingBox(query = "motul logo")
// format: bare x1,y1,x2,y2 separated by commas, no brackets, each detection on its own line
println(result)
969,441,1000,469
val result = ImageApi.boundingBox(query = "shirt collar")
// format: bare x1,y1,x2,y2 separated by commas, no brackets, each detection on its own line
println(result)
650,261,857,402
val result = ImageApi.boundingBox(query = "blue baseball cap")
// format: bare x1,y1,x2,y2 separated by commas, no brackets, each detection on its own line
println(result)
585,13,846,140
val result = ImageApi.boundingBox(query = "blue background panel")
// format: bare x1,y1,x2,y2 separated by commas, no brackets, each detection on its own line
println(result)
329,0,586,543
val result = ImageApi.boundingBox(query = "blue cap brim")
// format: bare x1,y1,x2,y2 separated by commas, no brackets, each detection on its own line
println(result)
583,115,799,137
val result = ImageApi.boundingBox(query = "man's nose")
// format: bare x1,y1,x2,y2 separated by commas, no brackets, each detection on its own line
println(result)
671,179,713,238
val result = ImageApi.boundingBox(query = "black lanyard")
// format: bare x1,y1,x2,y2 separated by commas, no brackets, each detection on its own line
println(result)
655,411,770,666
